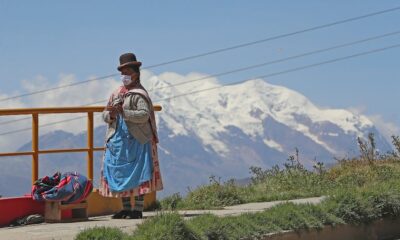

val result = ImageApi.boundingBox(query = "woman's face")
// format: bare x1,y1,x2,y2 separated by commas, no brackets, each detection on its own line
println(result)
121,67,139,81
121,67,134,76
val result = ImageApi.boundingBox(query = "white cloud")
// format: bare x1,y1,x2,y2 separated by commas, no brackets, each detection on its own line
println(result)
0,73,122,151
368,114,400,143
347,106,367,115
347,106,400,143
0,70,192,151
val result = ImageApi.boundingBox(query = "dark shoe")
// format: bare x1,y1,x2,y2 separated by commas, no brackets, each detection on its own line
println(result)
128,210,143,219
112,210,130,219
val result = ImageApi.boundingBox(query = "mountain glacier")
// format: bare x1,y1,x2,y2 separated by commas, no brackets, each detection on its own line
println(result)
152,74,380,156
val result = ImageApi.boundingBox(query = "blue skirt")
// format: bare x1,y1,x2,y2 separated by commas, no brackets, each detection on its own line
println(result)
103,115,153,193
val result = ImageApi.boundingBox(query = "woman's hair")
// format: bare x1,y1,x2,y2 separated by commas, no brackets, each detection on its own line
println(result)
130,66,140,82
130,66,140,73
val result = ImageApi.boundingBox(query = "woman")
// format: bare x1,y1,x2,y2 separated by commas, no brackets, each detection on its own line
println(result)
99,53,163,219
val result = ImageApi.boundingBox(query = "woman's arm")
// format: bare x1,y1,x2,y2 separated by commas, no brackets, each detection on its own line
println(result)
102,110,114,123
123,94,150,123
102,94,120,123
102,106,121,123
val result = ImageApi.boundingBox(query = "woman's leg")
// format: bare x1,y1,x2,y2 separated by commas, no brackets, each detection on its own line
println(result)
133,195,144,212
112,197,131,219
130,194,144,218
122,197,132,211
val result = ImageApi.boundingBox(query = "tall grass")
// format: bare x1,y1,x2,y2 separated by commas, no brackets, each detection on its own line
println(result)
130,212,198,240
75,227,130,240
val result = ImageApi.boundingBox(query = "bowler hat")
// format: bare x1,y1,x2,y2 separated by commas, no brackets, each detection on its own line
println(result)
117,53,142,71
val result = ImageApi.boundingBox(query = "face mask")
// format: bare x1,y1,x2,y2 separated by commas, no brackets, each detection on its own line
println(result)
121,75,133,86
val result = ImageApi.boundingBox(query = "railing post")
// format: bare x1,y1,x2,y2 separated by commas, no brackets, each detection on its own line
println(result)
87,112,94,180
32,113,39,184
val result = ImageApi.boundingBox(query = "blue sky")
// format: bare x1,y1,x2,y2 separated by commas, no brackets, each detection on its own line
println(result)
0,1,399,137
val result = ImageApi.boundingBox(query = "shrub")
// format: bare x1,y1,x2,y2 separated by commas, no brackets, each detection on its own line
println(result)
160,139,400,211
187,214,230,240
322,183,400,224
357,133,377,163
182,176,243,209
75,227,129,240
393,135,400,157
130,212,198,240
160,193,183,210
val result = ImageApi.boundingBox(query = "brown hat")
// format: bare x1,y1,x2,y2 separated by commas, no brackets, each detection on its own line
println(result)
117,53,142,71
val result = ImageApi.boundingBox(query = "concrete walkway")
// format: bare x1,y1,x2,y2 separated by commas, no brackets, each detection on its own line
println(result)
0,196,325,240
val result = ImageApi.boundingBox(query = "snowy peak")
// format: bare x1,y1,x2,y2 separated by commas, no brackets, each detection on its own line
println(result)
143,71,385,157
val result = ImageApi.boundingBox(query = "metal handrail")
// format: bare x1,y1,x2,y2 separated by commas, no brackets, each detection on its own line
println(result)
0,105,162,183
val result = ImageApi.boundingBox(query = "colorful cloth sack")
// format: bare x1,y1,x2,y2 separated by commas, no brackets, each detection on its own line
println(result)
31,171,93,204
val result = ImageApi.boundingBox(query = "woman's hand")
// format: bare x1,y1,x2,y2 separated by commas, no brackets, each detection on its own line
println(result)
107,104,123,119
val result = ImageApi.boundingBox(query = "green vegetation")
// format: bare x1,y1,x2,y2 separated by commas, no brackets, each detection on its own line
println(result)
185,204,341,240
76,134,400,240
160,135,400,210
130,181,400,240
130,212,198,240
75,227,130,240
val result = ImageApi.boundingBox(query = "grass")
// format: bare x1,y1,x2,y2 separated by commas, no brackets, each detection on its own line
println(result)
78,182,399,240
76,134,400,239
129,212,198,240
159,160,399,211
75,227,130,240
159,135,400,210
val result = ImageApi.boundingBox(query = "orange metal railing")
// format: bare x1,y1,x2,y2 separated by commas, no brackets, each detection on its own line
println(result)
0,105,162,184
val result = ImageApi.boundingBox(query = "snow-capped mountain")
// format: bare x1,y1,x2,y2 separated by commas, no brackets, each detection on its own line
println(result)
144,73,391,195
0,73,392,197
151,73,389,157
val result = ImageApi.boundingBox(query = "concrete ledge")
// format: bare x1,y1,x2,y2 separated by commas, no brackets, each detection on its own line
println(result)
0,196,44,227
261,218,400,240
86,189,156,217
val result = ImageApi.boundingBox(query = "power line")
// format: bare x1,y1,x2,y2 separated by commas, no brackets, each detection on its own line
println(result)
159,43,400,102
0,115,87,136
0,43,398,136
0,74,118,103
149,30,400,91
1,28,399,126
0,6,399,103
0,117,31,125
26,30,400,108
0,100,109,125
143,6,400,69
2,28,398,126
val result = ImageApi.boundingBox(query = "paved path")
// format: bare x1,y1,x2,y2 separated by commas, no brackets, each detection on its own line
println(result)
0,196,325,240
